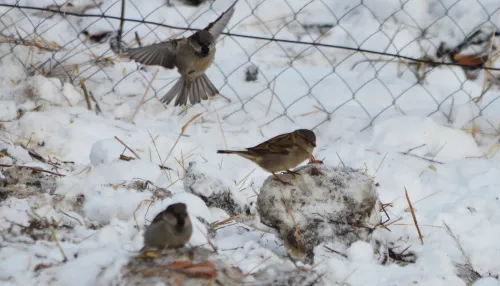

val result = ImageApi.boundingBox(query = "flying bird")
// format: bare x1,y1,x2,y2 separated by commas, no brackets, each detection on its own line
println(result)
122,1,237,106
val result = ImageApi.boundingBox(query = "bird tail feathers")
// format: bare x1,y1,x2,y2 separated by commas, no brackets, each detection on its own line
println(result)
160,73,219,106
217,150,243,154
217,150,257,160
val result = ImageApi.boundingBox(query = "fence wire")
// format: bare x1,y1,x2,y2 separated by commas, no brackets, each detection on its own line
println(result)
0,0,499,134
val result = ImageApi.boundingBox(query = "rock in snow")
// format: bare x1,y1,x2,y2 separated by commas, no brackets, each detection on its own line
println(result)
257,164,381,264
183,161,248,216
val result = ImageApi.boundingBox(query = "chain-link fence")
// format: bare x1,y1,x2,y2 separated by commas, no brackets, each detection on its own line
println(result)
0,0,499,134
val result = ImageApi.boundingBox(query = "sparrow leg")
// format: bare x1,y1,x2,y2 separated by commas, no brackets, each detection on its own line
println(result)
308,156,323,164
284,169,300,177
272,172,292,185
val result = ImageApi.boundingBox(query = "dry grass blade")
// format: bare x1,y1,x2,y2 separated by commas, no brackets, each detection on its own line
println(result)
384,217,403,227
413,191,443,205
129,69,159,123
133,199,155,230
181,113,202,134
79,80,92,111
442,221,472,266
51,224,68,263
323,246,347,258
195,224,218,253
265,80,276,116
236,168,256,186
442,220,482,283
114,136,141,159
162,113,202,166
211,214,240,228
147,131,172,172
405,187,423,245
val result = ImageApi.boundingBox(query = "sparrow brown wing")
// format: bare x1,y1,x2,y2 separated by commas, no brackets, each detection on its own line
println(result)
246,132,295,155
124,40,179,69
204,1,237,40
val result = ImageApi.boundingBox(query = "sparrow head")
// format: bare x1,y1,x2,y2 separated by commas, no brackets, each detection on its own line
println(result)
190,30,215,57
295,129,316,148
160,203,190,227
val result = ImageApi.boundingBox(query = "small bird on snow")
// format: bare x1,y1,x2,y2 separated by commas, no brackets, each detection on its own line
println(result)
143,203,193,250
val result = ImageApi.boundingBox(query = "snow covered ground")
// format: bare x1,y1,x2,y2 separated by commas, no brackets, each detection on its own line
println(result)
1,0,500,285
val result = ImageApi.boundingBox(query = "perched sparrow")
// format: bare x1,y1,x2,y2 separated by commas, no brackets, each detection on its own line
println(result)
121,1,237,107
217,129,316,185
143,203,193,250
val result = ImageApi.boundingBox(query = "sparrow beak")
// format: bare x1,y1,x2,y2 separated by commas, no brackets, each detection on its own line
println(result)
311,142,316,147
